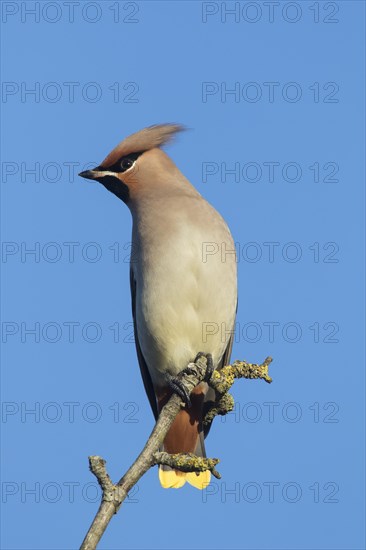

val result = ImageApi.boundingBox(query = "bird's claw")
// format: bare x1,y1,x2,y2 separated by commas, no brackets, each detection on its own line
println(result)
167,375,192,407
167,353,214,407
194,352,214,382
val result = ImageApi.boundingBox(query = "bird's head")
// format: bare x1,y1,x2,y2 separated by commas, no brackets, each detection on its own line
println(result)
79,123,185,204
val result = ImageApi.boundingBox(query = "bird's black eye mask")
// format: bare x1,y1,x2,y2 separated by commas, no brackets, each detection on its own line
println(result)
107,151,144,174
94,151,145,203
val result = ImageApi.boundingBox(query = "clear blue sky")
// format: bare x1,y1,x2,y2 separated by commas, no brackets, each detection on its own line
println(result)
1,1,365,549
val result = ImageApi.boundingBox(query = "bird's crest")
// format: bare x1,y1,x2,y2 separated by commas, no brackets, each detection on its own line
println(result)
100,123,185,168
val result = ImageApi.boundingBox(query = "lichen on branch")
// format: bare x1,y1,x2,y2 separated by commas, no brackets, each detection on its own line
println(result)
203,356,272,429
154,451,221,479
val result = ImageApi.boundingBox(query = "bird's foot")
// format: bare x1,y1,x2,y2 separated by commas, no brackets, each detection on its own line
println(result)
194,352,214,382
166,354,214,407
167,373,192,408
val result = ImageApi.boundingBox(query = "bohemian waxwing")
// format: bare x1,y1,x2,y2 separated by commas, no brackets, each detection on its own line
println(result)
79,124,237,489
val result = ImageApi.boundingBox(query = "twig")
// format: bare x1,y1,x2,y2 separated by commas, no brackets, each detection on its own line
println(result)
153,451,221,479
203,356,273,429
80,355,273,550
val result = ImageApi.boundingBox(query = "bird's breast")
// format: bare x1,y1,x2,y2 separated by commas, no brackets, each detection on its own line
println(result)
131,198,237,386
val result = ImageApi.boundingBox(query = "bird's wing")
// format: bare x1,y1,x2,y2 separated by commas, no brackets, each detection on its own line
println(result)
218,325,235,371
217,296,238,371
130,267,159,420
203,298,238,437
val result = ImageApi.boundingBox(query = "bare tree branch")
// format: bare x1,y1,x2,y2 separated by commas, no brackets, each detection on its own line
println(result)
80,355,273,550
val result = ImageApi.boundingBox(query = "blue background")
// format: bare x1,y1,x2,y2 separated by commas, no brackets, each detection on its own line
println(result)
1,1,365,549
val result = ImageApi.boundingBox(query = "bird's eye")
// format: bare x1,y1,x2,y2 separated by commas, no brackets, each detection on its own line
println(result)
120,158,134,172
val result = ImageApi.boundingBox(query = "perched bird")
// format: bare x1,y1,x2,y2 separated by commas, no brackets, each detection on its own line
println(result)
79,124,237,489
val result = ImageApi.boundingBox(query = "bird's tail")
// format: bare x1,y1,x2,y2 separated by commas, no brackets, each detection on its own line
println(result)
158,432,211,490
159,431,211,489
157,386,211,490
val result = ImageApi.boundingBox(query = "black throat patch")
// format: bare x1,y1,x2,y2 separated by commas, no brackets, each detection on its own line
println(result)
97,175,130,203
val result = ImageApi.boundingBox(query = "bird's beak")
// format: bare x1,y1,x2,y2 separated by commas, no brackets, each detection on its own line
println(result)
78,169,101,180
79,167,117,180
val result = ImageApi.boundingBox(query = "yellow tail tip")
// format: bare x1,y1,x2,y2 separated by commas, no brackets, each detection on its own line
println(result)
186,470,211,490
159,468,211,490
159,468,186,489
